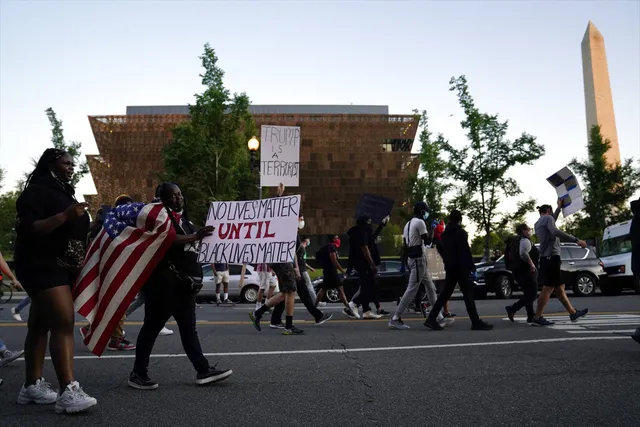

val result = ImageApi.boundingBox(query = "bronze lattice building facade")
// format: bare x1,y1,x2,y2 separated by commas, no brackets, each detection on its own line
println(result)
85,105,419,236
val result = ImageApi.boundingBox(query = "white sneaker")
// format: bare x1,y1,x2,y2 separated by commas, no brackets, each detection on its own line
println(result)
439,317,455,327
11,307,22,322
55,381,97,414
348,302,361,319
317,301,327,307
159,327,174,336
362,311,382,320
255,302,262,311
1,349,24,367
17,377,58,405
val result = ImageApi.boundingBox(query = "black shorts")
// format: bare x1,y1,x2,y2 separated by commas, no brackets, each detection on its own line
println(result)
538,255,563,288
270,263,297,294
321,271,342,290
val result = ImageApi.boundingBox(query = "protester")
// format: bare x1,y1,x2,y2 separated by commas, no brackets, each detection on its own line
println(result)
390,202,449,329
315,234,358,319
1,251,25,382
425,209,492,331
14,148,97,413
129,182,232,389
255,263,278,311
505,224,540,324
629,198,640,344
531,201,588,326
213,262,230,304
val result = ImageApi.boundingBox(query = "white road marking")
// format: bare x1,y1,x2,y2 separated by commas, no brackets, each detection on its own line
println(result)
14,336,631,362
503,314,640,336
566,329,637,334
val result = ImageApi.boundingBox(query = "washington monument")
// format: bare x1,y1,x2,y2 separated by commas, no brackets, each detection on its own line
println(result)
581,21,621,165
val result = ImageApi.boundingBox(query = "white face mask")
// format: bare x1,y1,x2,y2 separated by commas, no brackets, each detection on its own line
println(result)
298,220,305,230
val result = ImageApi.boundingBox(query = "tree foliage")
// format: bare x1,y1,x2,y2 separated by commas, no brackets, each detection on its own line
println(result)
567,125,640,241
378,222,403,257
17,108,89,190
443,76,545,261
408,110,450,221
163,43,257,224
0,191,19,255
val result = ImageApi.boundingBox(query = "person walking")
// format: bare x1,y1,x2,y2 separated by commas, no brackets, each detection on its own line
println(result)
314,235,358,318
128,182,232,389
531,202,588,326
11,297,30,322
629,198,640,344
1,251,25,383
212,263,230,304
505,224,540,324
14,148,97,413
424,209,492,331
389,202,449,330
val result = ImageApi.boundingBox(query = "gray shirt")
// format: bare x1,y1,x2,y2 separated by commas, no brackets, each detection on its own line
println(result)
519,238,533,263
534,208,578,257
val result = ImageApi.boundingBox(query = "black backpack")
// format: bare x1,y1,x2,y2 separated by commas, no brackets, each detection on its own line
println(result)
503,236,515,270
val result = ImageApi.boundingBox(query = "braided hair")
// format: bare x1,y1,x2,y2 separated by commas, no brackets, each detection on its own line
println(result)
155,182,196,234
24,148,75,195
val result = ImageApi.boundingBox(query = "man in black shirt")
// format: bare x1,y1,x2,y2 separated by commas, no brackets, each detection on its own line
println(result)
347,216,382,319
315,235,357,318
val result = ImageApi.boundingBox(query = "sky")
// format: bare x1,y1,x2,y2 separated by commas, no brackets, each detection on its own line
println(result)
1,0,639,237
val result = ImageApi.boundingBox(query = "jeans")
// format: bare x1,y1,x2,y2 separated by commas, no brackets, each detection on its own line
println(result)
14,296,31,313
272,276,323,324
0,338,6,352
302,271,316,305
394,255,442,320
428,268,480,325
133,279,209,375
509,271,538,320
352,267,376,313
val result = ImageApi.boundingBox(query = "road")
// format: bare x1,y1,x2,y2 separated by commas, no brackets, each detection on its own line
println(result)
1,294,639,427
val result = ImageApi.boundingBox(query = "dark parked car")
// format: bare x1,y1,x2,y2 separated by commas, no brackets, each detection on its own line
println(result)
312,261,409,303
480,243,606,298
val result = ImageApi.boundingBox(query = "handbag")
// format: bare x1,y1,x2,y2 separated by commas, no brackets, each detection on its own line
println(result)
404,219,423,259
167,262,203,294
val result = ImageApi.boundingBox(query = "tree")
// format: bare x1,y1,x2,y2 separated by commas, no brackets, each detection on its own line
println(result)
567,125,640,241
378,222,403,257
443,75,545,261
17,108,89,190
0,191,19,255
163,43,257,224
408,110,450,221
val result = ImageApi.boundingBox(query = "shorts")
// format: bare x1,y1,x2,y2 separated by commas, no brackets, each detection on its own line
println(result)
538,255,563,287
270,263,297,294
15,265,76,298
259,271,278,291
215,270,230,285
321,271,342,290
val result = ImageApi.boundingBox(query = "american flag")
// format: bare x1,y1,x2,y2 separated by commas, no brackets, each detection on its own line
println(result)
73,202,176,356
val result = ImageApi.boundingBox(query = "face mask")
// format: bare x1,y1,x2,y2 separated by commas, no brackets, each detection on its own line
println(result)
375,236,382,244
298,220,305,230
334,239,341,249
423,212,430,221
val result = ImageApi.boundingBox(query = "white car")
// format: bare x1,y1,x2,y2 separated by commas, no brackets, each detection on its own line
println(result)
600,221,640,294
199,264,263,303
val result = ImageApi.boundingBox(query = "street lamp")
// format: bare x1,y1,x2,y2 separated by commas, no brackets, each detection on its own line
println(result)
247,136,260,198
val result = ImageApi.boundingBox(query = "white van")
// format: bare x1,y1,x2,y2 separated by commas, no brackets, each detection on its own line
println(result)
600,221,640,294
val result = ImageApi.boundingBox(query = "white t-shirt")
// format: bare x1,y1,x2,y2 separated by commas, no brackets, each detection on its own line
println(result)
403,218,427,247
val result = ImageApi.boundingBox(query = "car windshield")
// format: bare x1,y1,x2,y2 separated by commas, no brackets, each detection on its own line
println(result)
601,234,632,257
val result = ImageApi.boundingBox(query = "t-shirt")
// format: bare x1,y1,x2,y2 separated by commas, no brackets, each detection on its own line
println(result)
403,218,427,248
348,226,370,270
214,263,228,272
316,243,338,273
534,213,577,257
296,235,306,273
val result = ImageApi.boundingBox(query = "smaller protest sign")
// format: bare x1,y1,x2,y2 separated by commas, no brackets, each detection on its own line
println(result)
198,195,301,265
355,193,394,224
260,125,300,187
425,247,445,281
547,166,585,217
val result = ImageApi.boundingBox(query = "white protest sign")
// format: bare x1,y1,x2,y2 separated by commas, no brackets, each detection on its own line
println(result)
260,125,300,187
546,166,585,217
198,195,301,265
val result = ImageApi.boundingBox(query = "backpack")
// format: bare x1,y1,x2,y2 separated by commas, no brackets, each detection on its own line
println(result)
503,236,515,270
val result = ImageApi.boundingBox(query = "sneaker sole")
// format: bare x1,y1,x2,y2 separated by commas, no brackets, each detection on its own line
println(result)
248,312,262,331
1,350,24,366
107,347,136,351
127,380,159,390
55,398,98,414
17,395,58,405
315,314,333,326
269,325,284,329
196,370,233,385
158,331,174,336
388,324,411,330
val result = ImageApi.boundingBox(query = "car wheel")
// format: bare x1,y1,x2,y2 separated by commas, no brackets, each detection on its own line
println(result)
326,288,340,303
572,273,596,297
475,287,488,300
241,285,260,303
600,281,623,296
495,275,512,299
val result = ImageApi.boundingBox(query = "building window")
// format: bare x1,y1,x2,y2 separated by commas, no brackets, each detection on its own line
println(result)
381,138,413,152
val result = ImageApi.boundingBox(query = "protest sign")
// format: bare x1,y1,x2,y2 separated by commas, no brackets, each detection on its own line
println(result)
198,195,301,265
425,247,445,281
260,125,300,187
547,166,585,216
355,193,394,224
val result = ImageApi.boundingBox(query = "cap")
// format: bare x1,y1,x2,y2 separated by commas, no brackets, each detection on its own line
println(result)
414,201,430,213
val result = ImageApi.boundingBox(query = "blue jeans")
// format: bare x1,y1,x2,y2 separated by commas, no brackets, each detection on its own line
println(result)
14,296,31,313
0,338,6,352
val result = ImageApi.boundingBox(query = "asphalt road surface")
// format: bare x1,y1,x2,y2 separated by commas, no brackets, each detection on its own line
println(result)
1,293,639,427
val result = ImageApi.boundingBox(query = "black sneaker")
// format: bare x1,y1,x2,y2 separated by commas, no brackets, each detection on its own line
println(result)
315,313,333,325
376,309,391,317
128,372,159,390
424,319,444,331
505,306,516,323
526,317,535,324
342,307,357,319
196,364,233,385
248,311,262,332
269,322,285,329
471,320,493,331
570,308,588,322
531,317,555,327
283,326,304,335
632,327,640,344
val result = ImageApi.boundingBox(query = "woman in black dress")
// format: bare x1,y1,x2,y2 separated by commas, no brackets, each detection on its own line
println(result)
14,148,97,414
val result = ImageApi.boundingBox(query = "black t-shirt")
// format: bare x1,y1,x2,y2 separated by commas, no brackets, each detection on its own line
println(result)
15,179,89,277
348,226,370,270
316,243,338,273
214,263,228,272
296,235,306,273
